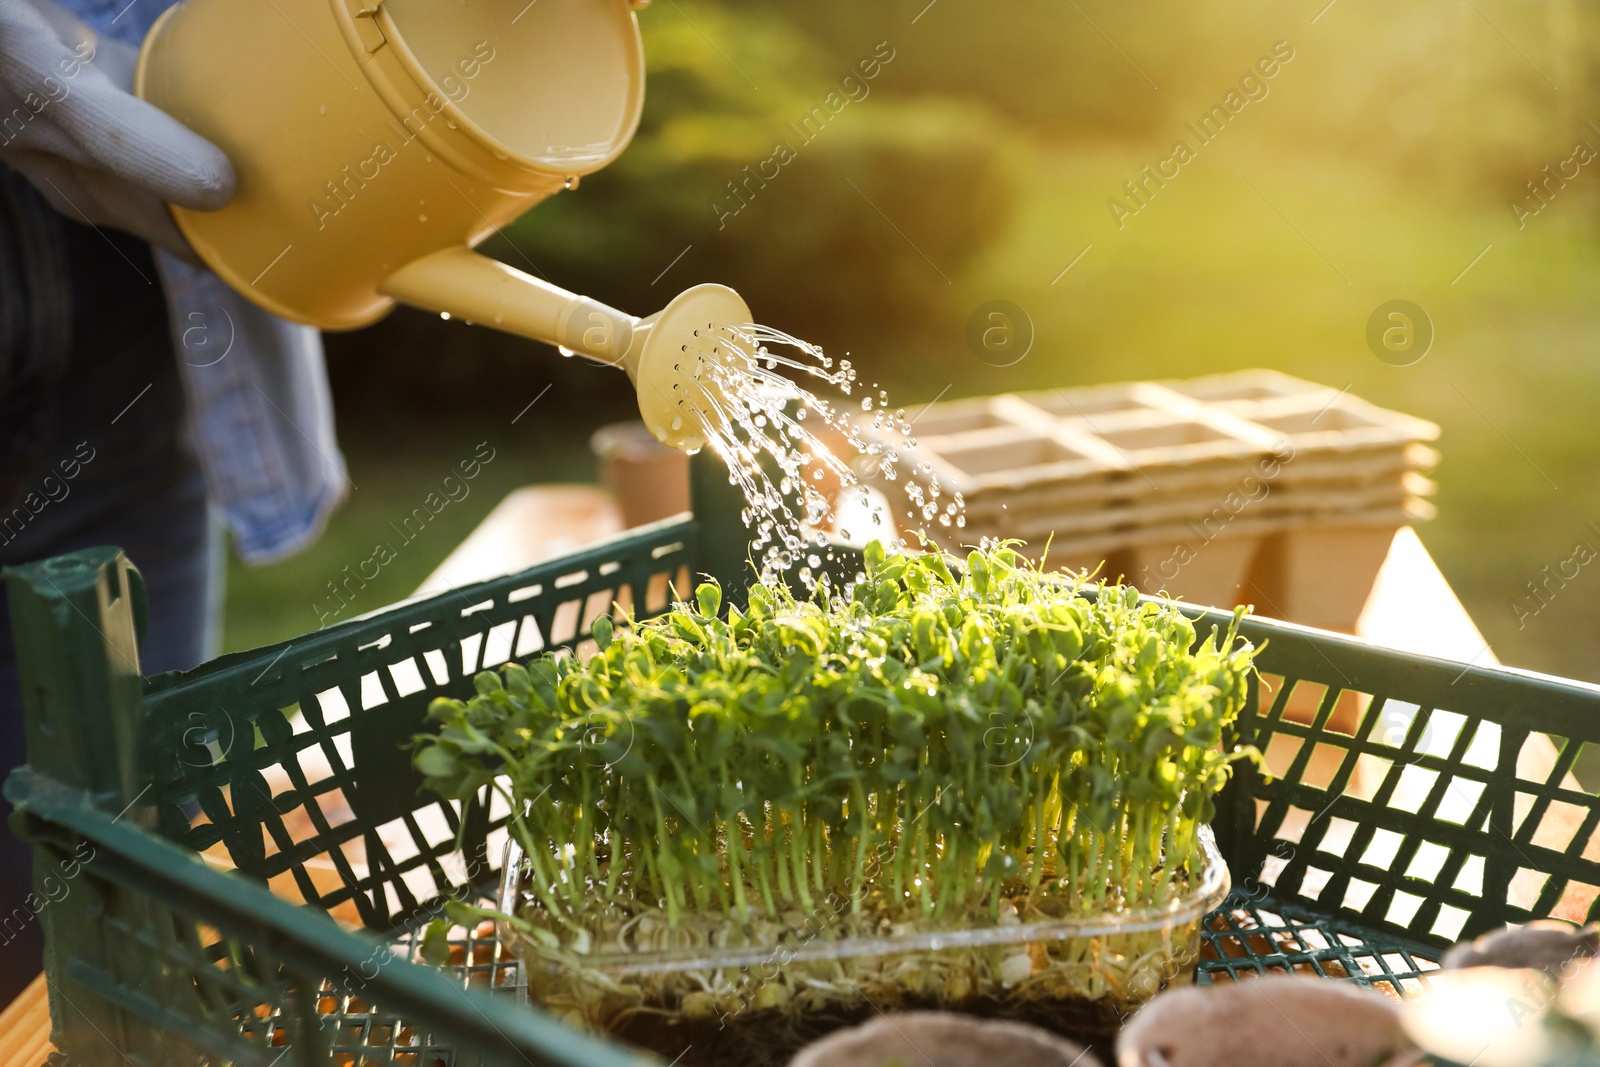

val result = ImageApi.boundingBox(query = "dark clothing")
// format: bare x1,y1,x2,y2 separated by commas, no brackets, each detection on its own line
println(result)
0,166,216,1006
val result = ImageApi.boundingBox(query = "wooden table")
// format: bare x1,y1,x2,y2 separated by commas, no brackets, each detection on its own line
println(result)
0,976,51,1067
0,502,1533,1057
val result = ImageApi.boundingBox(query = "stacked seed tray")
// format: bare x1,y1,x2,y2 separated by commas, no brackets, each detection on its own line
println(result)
872,369,1439,630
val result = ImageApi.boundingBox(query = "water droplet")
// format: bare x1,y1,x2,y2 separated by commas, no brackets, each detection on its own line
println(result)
672,322,963,589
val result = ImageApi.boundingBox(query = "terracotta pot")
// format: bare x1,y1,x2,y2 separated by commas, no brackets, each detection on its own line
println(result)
1249,523,1399,633
591,420,690,529
1128,533,1261,610
789,1011,1101,1067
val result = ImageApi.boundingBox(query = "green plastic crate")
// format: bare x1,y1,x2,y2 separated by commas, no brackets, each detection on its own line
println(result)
8,456,1600,1065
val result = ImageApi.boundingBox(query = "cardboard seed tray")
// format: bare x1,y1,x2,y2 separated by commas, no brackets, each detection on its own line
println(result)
882,374,1438,500
870,372,1437,568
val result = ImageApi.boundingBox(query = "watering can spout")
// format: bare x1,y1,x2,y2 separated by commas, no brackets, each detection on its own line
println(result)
380,248,751,452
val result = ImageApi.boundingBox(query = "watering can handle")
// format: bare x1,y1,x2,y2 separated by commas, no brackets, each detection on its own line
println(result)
380,247,643,375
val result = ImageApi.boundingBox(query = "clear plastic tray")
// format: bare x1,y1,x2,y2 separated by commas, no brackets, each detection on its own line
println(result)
498,827,1231,1066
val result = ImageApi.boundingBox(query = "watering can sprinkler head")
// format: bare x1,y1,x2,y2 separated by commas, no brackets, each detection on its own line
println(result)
621,283,753,454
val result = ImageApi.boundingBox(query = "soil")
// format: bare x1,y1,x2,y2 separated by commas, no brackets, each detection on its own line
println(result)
608,990,1134,1066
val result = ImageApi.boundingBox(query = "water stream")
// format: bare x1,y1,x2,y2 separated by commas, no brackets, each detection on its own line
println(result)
686,325,965,589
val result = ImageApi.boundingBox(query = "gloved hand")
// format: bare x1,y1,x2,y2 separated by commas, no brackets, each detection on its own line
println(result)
0,0,234,259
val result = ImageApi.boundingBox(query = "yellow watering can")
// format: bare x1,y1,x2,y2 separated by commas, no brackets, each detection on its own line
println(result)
134,0,748,452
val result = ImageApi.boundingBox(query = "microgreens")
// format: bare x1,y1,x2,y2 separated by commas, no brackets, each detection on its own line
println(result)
414,541,1256,941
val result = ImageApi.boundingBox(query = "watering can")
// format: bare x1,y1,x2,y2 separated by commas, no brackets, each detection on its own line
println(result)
134,0,748,451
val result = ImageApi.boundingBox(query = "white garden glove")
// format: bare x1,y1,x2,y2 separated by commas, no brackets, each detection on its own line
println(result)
0,0,234,259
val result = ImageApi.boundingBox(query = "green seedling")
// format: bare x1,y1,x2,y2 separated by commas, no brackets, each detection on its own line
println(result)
413,541,1256,1038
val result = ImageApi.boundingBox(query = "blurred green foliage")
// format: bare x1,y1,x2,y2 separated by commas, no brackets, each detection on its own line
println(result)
258,0,1600,688
493,0,1600,380
507,4,1009,361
